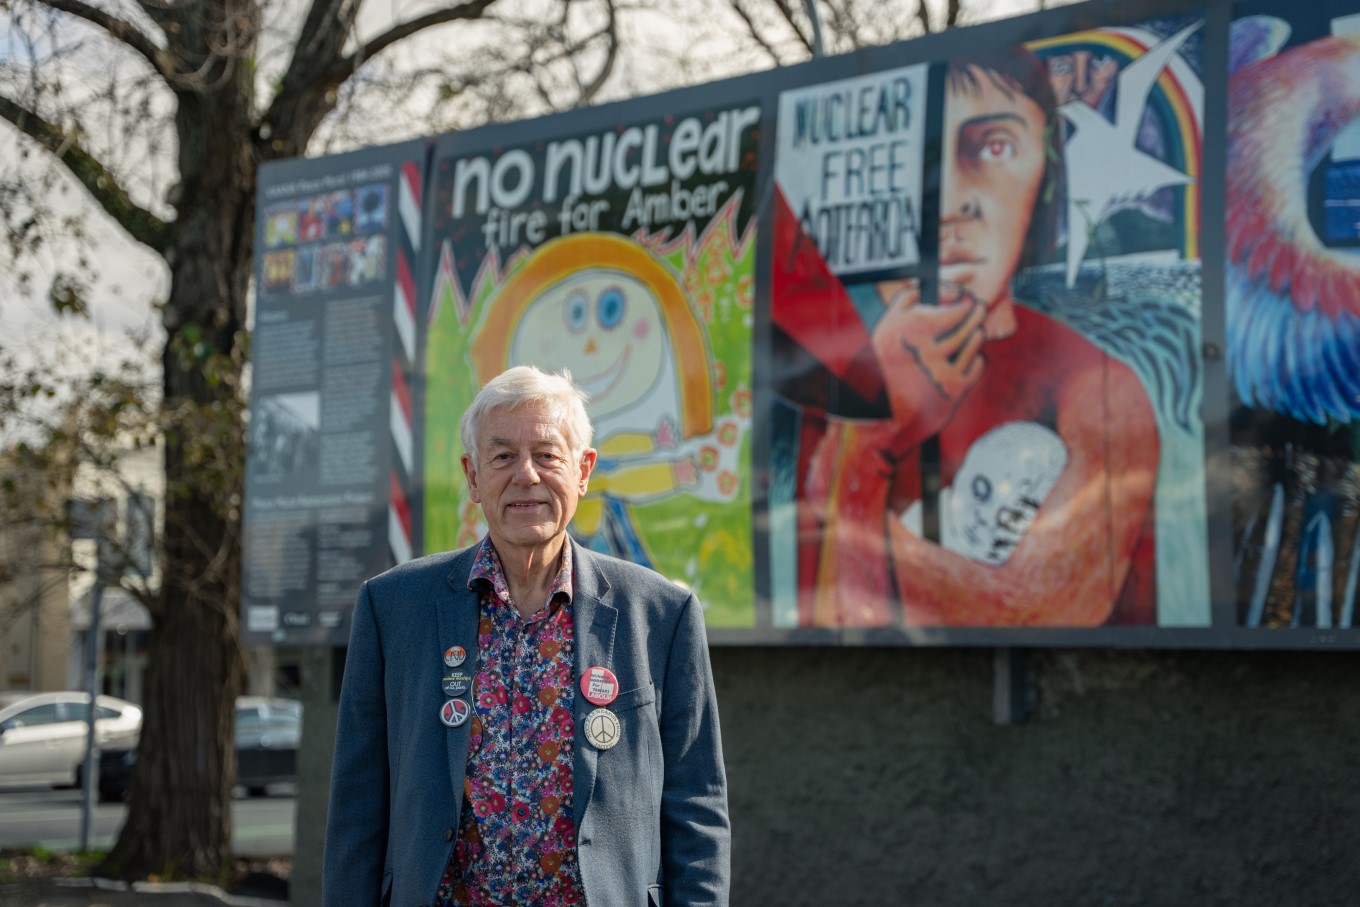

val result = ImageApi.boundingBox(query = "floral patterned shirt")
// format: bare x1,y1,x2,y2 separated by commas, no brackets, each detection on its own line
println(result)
435,538,585,906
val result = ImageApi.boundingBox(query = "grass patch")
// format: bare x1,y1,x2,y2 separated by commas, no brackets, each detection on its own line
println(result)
0,847,105,884
1,848,291,898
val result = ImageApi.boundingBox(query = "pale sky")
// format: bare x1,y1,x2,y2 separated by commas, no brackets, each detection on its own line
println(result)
0,0,1064,389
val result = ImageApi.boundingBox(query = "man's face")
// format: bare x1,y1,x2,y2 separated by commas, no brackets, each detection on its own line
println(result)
461,404,596,559
939,65,1048,310
1046,51,1118,108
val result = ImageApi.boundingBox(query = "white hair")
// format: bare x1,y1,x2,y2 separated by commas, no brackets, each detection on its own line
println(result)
459,365,593,469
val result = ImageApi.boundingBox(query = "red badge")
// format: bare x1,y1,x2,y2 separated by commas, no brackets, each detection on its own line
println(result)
580,666,619,706
440,698,471,727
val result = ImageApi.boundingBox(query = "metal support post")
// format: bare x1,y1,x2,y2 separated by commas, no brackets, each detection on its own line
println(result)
993,647,1036,725
79,580,104,851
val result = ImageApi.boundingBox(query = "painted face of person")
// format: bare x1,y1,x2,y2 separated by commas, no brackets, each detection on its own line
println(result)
461,404,595,560
1046,51,1119,109
511,271,667,421
939,65,1049,312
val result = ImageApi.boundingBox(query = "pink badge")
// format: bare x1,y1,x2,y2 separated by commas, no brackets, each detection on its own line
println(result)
580,666,619,707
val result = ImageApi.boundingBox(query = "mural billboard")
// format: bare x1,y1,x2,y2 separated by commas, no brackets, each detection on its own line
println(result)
768,15,1210,633
420,102,761,628
243,0,1360,648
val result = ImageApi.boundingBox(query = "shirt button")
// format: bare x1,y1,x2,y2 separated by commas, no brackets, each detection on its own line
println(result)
444,827,455,842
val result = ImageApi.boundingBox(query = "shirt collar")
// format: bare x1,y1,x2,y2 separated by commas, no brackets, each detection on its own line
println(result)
467,536,574,612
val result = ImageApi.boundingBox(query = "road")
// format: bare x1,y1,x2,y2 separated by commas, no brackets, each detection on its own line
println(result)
0,784,295,856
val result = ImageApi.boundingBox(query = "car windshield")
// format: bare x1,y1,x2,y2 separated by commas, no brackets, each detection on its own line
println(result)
15,704,65,726
0,693,32,711
236,708,265,735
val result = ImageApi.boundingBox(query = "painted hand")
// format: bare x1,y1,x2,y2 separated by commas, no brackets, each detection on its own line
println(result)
871,280,987,452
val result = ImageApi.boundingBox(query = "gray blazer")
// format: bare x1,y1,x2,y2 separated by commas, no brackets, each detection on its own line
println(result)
322,539,730,907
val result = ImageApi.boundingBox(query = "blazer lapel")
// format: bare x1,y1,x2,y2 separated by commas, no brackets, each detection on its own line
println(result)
440,548,482,797
571,541,616,830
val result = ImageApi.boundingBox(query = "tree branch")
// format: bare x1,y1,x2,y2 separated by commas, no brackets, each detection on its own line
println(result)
133,0,179,29
770,0,813,55
262,0,502,156
36,0,171,80
256,0,361,153
291,0,361,77
573,0,617,107
727,0,786,67
915,0,932,33
349,0,499,68
0,93,171,252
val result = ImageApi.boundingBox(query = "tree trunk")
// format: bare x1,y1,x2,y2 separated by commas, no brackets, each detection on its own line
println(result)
101,287,248,879
101,29,257,876
104,577,241,880
101,264,252,881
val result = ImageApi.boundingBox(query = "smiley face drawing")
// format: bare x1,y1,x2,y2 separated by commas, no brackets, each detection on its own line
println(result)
471,233,725,565
510,270,669,422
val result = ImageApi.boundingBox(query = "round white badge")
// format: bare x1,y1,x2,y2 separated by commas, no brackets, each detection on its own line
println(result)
584,707,621,750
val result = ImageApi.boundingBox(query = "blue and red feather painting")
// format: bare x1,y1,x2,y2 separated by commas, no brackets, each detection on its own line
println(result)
1228,10,1360,630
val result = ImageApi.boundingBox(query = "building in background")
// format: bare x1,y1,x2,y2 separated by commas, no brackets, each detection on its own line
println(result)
2,434,296,702
0,449,71,692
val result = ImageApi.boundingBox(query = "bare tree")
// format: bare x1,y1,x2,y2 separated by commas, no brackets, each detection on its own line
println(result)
0,0,618,882
694,0,972,68
618,0,1050,95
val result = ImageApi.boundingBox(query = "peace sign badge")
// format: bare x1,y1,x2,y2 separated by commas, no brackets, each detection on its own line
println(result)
584,707,621,751
440,698,471,727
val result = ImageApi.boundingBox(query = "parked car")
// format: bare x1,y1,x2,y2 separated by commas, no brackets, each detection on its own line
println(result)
98,696,302,801
0,691,142,789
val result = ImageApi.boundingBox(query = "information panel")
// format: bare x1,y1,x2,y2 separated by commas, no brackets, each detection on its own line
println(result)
243,142,426,645
243,0,1360,649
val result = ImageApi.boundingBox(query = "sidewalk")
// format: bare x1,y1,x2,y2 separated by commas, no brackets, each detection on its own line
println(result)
1,877,287,906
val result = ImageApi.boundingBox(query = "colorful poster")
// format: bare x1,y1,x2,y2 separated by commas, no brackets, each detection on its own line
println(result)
769,17,1210,628
421,104,762,627
1228,3,1360,630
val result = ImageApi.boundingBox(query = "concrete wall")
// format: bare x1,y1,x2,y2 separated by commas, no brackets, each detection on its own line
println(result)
296,645,1360,906
715,646,1360,907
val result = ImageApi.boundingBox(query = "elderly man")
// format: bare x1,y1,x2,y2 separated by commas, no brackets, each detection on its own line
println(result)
323,365,729,907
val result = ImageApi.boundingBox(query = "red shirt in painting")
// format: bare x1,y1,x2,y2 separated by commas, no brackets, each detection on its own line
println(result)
801,305,1157,627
